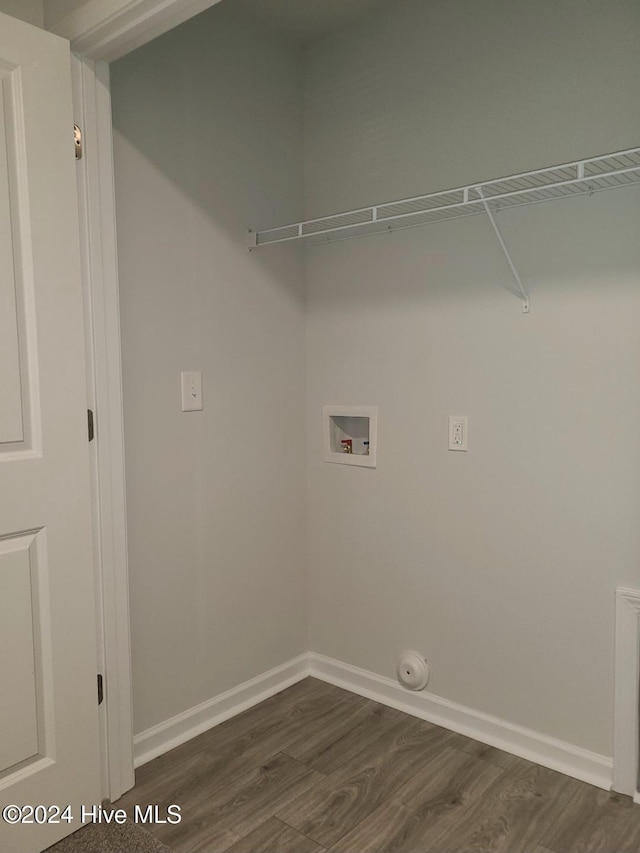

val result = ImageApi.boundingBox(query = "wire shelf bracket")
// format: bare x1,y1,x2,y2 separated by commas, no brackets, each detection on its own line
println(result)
247,146,640,313
477,187,530,314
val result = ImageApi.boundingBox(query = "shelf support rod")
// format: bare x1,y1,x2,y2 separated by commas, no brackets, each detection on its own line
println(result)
477,187,530,314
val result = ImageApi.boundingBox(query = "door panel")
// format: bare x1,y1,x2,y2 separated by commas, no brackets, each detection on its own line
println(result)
0,534,39,773
0,12,101,853
0,67,28,447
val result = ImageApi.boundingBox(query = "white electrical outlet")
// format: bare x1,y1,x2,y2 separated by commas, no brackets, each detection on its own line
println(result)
181,371,203,411
448,416,468,451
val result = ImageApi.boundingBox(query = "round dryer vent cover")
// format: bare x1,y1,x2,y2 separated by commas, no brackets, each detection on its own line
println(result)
396,650,430,691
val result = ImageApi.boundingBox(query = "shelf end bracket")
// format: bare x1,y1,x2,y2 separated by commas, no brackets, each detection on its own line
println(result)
477,188,530,314
246,229,257,252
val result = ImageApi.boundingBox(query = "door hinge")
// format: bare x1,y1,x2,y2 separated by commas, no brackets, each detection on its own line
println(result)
97,673,104,706
88,409,94,442
74,124,82,160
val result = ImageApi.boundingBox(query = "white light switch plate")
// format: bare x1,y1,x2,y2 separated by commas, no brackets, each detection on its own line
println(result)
181,371,203,411
448,416,468,451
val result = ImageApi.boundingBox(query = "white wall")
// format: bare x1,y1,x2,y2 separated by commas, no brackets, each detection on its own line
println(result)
0,0,43,27
44,0,116,29
110,3,307,735
303,0,640,217
109,0,640,760
43,0,83,25
304,0,640,758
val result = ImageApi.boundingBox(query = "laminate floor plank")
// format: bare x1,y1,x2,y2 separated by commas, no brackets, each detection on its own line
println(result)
432,762,582,853
276,717,456,848
117,751,225,816
283,694,375,762
541,787,640,853
190,687,368,781
285,701,409,776
326,747,505,853
155,752,324,853
225,817,326,853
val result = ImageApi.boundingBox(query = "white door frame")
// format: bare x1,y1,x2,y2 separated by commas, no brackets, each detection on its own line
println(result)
70,54,134,802
56,0,223,801
613,588,640,800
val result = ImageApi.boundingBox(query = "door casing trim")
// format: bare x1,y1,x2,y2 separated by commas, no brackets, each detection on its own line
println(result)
65,0,224,800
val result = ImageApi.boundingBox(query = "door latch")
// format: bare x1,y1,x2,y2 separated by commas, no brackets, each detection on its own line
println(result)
74,124,82,160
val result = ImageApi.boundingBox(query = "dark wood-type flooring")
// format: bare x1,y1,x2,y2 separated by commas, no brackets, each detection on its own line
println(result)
117,678,640,852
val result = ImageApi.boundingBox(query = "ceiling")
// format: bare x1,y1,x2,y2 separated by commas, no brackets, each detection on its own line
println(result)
224,0,392,44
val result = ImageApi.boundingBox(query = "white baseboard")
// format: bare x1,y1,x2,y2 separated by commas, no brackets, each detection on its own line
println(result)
308,652,613,791
133,654,310,767
133,650,613,792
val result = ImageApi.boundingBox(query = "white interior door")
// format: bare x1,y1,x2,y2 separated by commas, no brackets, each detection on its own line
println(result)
0,12,101,853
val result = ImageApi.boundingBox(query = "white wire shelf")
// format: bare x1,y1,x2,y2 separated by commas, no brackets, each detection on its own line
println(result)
248,147,640,250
